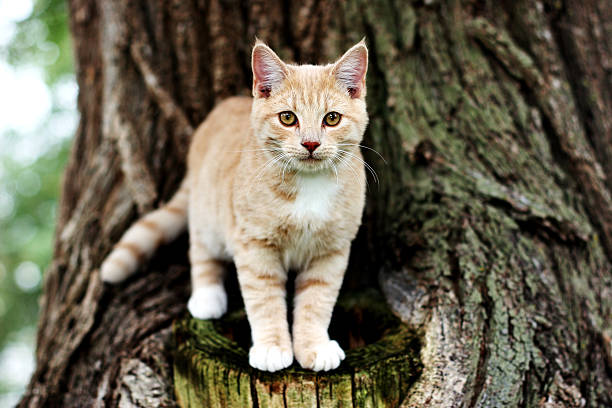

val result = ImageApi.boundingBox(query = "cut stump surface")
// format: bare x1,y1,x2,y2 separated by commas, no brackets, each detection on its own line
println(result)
174,293,422,407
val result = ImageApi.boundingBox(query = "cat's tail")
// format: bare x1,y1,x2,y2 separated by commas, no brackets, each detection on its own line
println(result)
100,180,190,283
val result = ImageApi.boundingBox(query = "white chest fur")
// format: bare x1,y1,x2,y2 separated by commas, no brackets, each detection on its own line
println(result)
291,173,339,221
283,173,339,270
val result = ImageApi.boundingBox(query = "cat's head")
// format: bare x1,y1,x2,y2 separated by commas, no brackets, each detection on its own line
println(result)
250,40,369,174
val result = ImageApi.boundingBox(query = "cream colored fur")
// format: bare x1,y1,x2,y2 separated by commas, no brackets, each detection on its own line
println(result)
100,40,369,372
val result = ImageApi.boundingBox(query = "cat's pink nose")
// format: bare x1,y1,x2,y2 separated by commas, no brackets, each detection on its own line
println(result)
301,141,320,153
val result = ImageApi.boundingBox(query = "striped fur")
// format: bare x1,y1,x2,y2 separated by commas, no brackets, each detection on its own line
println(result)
101,41,369,373
100,182,189,283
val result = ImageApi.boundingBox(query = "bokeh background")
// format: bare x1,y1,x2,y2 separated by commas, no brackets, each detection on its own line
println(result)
0,0,75,405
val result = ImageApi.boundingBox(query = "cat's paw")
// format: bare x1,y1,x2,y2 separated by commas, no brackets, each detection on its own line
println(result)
187,285,227,319
295,340,345,371
249,344,293,372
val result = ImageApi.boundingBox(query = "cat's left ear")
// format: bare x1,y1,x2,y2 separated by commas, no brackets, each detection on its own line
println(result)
332,40,368,99
252,41,288,98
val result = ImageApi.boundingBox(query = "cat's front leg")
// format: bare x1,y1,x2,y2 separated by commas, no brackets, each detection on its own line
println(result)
235,244,293,372
292,248,349,371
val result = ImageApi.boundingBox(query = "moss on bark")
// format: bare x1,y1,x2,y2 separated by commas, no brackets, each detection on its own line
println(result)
174,294,422,408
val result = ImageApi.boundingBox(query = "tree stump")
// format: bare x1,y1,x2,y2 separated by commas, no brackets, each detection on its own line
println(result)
173,292,422,407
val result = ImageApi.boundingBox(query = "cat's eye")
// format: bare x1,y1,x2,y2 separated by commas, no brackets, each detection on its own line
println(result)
279,111,298,126
323,111,341,127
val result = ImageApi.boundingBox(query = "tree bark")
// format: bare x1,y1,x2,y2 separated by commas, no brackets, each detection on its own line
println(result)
20,0,611,407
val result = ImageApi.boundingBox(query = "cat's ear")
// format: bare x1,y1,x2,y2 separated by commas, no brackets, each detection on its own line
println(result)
332,40,368,99
252,41,288,98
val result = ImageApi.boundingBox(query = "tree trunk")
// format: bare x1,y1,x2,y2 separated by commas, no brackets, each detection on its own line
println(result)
19,0,611,407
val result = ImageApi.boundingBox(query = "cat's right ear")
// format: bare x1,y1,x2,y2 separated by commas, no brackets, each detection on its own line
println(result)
252,41,288,98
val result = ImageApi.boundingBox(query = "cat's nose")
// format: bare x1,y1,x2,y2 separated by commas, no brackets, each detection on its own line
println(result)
301,141,320,153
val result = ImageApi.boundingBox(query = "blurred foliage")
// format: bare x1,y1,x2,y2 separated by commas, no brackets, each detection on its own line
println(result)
0,0,74,401
0,145,69,348
4,0,73,85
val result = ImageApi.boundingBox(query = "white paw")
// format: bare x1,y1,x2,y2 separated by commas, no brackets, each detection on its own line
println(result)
310,340,345,372
187,285,227,319
249,344,293,372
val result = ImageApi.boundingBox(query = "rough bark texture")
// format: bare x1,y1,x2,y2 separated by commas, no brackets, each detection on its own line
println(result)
20,0,611,407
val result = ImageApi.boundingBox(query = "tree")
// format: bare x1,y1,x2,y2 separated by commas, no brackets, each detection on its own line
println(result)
20,0,611,406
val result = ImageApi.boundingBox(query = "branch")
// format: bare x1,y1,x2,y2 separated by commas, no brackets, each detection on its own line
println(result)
100,1,157,212
130,42,195,159
109,113,159,212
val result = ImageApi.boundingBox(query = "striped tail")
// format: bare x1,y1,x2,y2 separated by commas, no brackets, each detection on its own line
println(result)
100,181,190,283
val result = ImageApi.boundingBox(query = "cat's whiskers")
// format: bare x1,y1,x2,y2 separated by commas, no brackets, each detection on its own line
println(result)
336,143,387,164
331,161,339,186
259,153,287,180
334,151,367,189
246,152,287,198
280,156,294,186
337,149,379,184
341,157,366,189
227,148,278,154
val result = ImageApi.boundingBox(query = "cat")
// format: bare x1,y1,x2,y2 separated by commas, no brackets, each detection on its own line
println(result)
100,40,369,372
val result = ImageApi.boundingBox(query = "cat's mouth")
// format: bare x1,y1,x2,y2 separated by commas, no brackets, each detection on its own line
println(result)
293,154,331,172
298,152,329,162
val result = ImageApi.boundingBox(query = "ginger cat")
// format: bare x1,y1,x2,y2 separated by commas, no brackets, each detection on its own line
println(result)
100,40,368,372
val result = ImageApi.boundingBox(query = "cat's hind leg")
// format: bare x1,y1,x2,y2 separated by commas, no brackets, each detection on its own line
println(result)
187,239,227,320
